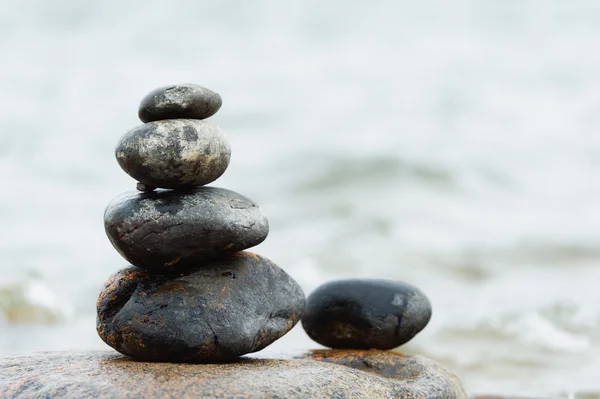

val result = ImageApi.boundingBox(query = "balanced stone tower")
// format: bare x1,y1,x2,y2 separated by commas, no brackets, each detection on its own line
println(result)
96,84,305,363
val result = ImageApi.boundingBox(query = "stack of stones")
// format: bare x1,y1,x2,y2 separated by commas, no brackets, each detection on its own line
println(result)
96,84,305,363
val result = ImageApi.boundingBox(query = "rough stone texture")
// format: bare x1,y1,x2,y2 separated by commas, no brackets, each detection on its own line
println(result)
116,119,230,189
104,187,268,272
0,350,467,398
96,252,305,363
302,279,432,349
471,397,551,399
138,84,222,123
299,350,467,399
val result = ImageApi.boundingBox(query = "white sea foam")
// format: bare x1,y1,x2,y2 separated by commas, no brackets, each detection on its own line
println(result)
501,312,590,352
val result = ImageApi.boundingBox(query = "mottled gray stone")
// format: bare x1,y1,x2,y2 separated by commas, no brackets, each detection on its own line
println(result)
96,252,305,363
138,84,222,123
116,119,230,189
302,279,432,349
0,350,468,398
104,187,269,272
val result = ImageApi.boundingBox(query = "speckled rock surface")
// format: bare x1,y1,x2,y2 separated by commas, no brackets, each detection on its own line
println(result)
116,119,230,189
96,252,304,362
0,350,467,398
302,279,432,349
138,84,222,123
104,187,268,272
471,397,550,399
299,350,466,399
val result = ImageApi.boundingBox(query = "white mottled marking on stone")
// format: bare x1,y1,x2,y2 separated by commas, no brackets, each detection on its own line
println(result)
391,293,405,307
117,118,231,186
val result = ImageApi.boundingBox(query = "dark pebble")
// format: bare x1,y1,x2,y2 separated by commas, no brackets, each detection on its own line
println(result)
136,182,156,192
104,187,269,272
116,119,230,189
138,84,222,123
96,252,305,363
301,279,432,350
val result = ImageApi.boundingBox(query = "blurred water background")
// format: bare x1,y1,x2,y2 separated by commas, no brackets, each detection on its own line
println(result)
1,0,600,396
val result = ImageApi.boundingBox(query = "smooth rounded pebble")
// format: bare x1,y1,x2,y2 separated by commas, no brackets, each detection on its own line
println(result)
301,279,432,349
138,84,222,122
0,350,467,398
96,252,305,363
116,119,230,189
104,187,269,272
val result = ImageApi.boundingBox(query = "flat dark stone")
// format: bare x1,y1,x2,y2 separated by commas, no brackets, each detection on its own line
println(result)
301,279,432,350
104,187,268,272
138,84,222,123
96,252,305,363
0,350,467,398
116,119,230,189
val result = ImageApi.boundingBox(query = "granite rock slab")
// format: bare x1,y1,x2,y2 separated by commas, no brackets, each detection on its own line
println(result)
0,350,467,398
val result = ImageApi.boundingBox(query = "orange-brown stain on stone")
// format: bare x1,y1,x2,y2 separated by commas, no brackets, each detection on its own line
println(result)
236,251,261,263
166,256,182,267
220,283,231,297
96,269,144,312
299,349,423,381
156,281,188,296
196,337,215,358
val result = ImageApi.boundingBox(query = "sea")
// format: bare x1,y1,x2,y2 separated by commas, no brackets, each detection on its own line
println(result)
1,1,599,397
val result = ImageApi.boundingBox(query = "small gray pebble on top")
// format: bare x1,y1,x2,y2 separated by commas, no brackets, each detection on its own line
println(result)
138,84,222,123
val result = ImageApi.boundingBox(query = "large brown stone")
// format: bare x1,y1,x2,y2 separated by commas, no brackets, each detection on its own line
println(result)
0,350,467,398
